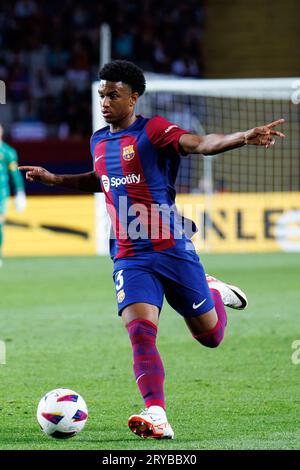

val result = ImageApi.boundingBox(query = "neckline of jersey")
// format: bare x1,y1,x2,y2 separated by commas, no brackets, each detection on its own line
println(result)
108,115,143,136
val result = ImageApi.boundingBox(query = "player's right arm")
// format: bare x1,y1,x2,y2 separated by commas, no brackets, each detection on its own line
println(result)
179,119,285,155
147,115,285,157
18,166,102,193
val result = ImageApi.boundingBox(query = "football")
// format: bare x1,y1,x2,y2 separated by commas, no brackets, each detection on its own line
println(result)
37,388,88,439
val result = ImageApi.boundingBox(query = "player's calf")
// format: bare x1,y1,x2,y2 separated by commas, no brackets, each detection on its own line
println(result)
186,289,227,348
193,318,225,348
126,319,165,409
192,275,248,348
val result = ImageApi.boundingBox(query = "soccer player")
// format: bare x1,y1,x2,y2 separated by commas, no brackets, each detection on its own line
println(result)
0,123,26,266
19,60,285,439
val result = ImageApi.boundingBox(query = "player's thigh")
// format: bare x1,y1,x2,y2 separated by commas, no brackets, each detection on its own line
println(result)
159,251,214,316
157,250,217,333
164,280,218,334
113,262,164,326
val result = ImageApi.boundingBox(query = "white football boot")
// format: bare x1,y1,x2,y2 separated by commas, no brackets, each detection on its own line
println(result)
206,274,248,310
128,407,174,439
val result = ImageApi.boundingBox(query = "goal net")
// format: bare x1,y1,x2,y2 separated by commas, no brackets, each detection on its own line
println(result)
92,77,300,254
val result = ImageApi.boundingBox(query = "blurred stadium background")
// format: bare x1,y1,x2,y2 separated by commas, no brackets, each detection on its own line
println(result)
1,0,300,257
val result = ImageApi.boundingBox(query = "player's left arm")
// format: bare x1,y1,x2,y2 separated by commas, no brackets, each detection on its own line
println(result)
179,118,285,156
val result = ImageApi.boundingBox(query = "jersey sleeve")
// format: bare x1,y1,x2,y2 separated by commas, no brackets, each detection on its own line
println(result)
146,116,190,154
90,134,95,159
90,127,109,161
6,146,25,192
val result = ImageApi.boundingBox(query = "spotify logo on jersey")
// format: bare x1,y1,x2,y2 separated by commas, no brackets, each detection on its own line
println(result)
101,174,141,192
101,175,110,192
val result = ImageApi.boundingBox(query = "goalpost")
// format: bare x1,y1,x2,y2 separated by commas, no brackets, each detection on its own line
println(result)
92,76,300,254
93,24,112,255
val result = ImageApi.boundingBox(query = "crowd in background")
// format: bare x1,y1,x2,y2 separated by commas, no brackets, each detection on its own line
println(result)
0,0,205,138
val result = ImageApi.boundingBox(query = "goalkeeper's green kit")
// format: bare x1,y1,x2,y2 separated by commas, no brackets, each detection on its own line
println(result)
0,141,25,259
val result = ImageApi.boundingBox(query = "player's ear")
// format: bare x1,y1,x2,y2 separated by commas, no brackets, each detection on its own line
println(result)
130,92,139,107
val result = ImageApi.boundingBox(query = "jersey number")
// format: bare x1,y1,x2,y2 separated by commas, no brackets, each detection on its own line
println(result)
115,270,124,291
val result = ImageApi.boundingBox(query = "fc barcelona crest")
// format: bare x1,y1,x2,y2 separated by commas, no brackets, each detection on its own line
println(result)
117,289,125,303
123,145,135,161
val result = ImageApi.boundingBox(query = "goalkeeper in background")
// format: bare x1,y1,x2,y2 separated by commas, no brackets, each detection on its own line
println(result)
0,123,26,265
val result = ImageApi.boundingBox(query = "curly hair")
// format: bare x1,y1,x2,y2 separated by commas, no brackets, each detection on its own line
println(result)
99,60,146,96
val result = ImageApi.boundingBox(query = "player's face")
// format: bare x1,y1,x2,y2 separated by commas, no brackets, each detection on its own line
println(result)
98,81,138,124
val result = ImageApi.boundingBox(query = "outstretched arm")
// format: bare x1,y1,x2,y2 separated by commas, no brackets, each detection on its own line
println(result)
179,119,285,155
18,166,102,193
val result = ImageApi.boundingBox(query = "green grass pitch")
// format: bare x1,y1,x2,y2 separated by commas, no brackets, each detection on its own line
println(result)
0,253,299,450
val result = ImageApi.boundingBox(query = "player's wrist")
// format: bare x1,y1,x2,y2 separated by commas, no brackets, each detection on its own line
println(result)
52,174,62,186
243,130,251,145
239,131,247,145
229,131,247,150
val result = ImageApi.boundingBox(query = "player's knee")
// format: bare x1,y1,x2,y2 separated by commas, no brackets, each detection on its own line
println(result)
193,319,225,348
126,318,158,346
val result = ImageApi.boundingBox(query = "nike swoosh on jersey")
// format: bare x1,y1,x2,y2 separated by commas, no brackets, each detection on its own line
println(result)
95,154,104,162
192,298,207,309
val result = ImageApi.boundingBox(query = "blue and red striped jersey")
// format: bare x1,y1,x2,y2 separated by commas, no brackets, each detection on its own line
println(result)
90,115,193,260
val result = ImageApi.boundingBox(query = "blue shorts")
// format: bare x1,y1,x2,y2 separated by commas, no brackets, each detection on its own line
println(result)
112,248,214,318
